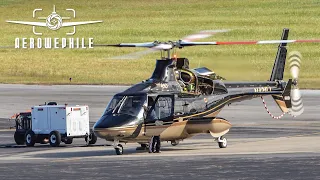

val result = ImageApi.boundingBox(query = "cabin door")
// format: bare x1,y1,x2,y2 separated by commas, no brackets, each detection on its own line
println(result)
144,95,174,137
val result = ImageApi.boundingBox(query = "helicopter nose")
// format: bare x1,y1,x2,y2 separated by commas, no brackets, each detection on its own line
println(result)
93,126,126,139
93,114,138,139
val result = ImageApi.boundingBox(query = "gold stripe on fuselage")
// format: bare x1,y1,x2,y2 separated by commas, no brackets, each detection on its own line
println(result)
96,93,278,142
173,95,248,120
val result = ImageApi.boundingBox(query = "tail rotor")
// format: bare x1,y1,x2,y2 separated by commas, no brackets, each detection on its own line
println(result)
288,51,304,116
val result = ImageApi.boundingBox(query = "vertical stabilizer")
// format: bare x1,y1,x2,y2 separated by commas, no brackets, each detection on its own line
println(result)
269,28,289,81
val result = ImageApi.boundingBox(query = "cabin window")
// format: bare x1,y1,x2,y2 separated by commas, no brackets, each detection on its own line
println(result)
174,99,190,116
177,71,196,93
147,96,173,120
213,83,228,95
198,77,214,95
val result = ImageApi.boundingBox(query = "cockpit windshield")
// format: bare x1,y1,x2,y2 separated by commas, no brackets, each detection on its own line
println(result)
103,95,146,117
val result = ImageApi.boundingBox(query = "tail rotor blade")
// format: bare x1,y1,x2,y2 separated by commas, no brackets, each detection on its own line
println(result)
288,51,302,80
288,51,304,117
289,88,304,116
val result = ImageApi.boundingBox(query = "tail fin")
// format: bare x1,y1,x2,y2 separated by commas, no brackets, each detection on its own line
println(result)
272,79,292,113
269,28,289,81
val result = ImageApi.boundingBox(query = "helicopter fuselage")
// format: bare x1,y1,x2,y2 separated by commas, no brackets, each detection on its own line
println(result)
93,58,289,144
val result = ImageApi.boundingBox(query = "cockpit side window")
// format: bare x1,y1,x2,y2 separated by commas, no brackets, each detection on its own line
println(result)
103,96,124,115
103,95,146,117
117,96,145,116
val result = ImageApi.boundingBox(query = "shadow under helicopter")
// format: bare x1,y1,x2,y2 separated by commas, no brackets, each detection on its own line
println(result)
31,147,197,158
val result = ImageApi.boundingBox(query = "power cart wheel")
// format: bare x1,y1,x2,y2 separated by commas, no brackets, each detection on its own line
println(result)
84,134,89,146
85,130,97,145
14,132,25,145
49,131,61,147
115,144,123,155
218,136,227,148
64,138,73,144
25,130,36,147
89,131,97,145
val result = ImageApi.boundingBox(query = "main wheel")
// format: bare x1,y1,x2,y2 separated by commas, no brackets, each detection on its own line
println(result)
14,132,25,145
171,140,179,146
136,143,148,150
115,144,123,155
49,131,61,147
25,130,36,147
218,136,227,148
64,138,73,144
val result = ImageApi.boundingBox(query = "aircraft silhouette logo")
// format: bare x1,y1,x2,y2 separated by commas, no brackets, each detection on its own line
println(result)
6,5,102,35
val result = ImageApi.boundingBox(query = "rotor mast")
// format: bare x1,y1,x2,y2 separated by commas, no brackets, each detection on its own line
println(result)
160,49,171,59
157,41,181,59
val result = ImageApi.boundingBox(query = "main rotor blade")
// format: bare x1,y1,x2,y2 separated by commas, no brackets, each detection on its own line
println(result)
180,39,320,46
181,29,230,42
103,29,229,59
95,42,156,48
107,44,173,59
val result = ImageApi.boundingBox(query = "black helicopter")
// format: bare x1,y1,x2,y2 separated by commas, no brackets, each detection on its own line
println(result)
93,28,315,155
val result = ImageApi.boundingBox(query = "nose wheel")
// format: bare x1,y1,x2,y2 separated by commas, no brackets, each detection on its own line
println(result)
113,140,124,155
217,136,227,148
115,144,123,155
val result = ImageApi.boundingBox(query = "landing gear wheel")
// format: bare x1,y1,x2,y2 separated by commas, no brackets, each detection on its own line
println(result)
115,144,123,155
49,130,61,147
14,132,25,145
218,136,227,148
25,130,36,147
171,140,179,146
64,138,73,144
136,143,148,150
